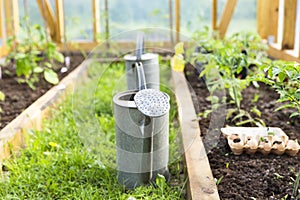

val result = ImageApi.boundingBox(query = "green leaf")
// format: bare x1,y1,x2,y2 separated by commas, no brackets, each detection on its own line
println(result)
275,104,296,112
206,95,219,104
44,69,59,85
251,93,260,103
231,110,250,122
155,174,166,188
278,72,286,82
33,66,44,73
290,112,300,118
16,58,32,77
252,81,260,88
226,108,238,120
295,89,300,100
236,119,254,126
44,62,52,68
254,118,266,127
53,52,64,63
272,67,281,76
251,106,261,117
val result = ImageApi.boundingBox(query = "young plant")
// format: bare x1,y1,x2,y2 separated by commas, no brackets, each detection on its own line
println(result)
6,17,64,89
257,61,300,118
292,170,300,198
198,41,265,126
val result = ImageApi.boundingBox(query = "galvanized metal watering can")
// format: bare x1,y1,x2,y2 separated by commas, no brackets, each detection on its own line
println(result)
113,33,170,189
124,33,160,90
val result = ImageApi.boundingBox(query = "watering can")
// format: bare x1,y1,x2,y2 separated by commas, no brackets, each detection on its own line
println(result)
124,33,160,90
113,35,170,188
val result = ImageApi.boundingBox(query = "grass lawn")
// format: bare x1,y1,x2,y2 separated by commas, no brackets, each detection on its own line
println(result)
0,60,186,199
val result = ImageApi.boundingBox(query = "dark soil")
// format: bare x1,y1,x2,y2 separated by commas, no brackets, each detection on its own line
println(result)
0,52,85,129
185,63,300,200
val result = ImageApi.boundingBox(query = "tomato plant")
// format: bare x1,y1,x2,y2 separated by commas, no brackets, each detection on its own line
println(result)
257,61,300,118
193,31,267,126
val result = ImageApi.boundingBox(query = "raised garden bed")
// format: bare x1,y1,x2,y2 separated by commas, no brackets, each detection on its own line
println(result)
184,63,300,199
0,52,85,129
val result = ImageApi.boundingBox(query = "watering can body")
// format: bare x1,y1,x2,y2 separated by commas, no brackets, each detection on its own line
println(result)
113,90,169,189
124,53,160,90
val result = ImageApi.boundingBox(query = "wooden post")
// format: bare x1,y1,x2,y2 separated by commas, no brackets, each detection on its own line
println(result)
0,0,5,42
169,0,174,46
212,0,217,31
104,0,110,48
281,0,297,49
3,0,19,38
55,0,64,43
218,0,237,38
92,0,100,42
298,0,300,58
0,0,6,57
175,0,180,42
257,0,279,42
36,0,57,41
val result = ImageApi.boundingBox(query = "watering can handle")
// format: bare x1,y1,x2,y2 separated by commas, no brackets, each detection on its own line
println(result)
136,62,147,90
136,32,144,61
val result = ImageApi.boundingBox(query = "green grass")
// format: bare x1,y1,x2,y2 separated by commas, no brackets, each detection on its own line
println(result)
0,61,185,199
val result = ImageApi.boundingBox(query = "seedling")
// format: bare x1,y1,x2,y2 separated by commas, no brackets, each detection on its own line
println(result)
215,176,224,186
292,170,300,198
274,172,283,180
225,162,230,169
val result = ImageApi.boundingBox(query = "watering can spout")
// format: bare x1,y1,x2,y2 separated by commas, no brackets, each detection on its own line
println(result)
135,32,147,91
136,62,147,90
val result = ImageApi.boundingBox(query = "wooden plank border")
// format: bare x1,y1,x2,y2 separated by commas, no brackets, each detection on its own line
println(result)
268,42,300,62
0,59,91,164
172,71,220,200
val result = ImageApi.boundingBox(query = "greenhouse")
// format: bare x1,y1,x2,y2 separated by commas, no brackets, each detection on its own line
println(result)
0,0,299,199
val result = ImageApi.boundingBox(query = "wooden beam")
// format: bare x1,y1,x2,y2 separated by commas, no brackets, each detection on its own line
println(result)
295,0,300,59
268,43,300,62
57,41,174,53
257,0,279,42
175,0,180,42
36,0,57,41
218,0,237,38
281,0,297,49
3,0,19,37
269,0,280,43
55,0,64,43
0,0,5,44
172,71,220,200
212,0,217,31
169,0,174,45
92,0,100,42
